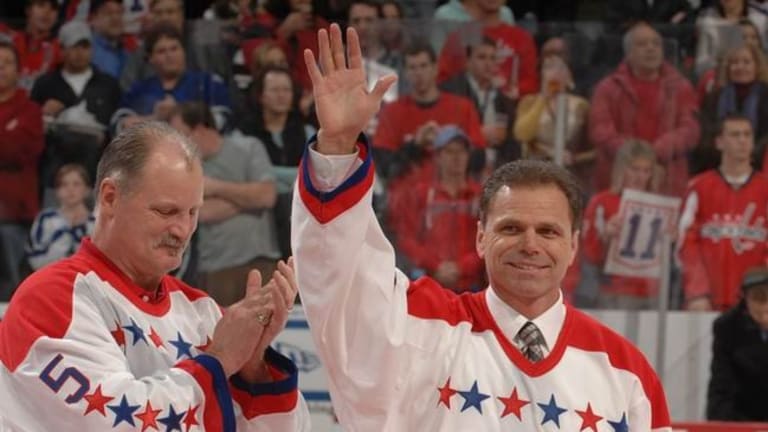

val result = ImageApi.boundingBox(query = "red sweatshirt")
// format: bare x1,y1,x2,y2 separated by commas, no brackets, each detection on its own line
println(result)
0,88,44,223
389,179,484,292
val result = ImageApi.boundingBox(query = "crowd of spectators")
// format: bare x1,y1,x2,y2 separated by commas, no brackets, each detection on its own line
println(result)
4,0,768,318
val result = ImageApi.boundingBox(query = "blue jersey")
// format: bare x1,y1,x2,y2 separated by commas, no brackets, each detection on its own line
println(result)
112,70,231,131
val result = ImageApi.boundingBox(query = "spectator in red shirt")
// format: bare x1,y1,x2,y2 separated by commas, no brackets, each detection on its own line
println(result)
0,40,44,299
576,139,664,309
375,44,486,233
374,43,484,177
389,125,484,292
589,22,700,197
436,0,538,99
678,115,768,311
7,0,61,91
259,0,329,94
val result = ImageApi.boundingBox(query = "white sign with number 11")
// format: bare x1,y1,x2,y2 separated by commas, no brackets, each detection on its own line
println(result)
604,189,681,279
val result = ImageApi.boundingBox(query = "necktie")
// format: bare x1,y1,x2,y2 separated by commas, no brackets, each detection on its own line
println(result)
516,321,546,362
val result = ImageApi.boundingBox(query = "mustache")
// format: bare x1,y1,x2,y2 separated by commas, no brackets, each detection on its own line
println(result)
156,234,186,250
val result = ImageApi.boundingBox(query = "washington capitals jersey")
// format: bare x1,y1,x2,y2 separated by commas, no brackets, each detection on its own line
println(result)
292,136,671,431
677,170,768,309
0,238,310,431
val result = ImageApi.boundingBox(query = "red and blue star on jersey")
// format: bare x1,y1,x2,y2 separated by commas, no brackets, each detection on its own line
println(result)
437,377,628,431
39,353,201,431
110,317,211,359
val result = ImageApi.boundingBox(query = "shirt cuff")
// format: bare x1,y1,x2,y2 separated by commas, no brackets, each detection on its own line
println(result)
308,143,362,192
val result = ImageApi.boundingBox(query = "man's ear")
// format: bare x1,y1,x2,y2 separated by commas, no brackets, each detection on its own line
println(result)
476,220,486,259
97,178,119,218
568,229,580,267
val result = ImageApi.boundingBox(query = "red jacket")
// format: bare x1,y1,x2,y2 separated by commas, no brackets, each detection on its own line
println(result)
0,89,44,223
589,62,700,197
677,170,768,310
437,23,538,97
373,93,485,151
581,190,659,298
247,12,329,92
389,179,484,292
0,25,61,91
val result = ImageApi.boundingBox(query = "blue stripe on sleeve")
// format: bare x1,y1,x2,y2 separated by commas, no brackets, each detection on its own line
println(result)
193,353,236,432
300,132,372,203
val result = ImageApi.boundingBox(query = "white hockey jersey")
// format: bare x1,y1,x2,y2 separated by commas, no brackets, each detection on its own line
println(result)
26,208,95,270
0,238,310,431
292,137,672,431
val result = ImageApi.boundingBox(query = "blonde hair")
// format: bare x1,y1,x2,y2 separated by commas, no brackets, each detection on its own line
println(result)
610,139,663,193
716,43,768,86
250,40,287,74
540,54,574,91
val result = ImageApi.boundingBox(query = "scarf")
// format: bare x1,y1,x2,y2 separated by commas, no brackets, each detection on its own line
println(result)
717,82,761,128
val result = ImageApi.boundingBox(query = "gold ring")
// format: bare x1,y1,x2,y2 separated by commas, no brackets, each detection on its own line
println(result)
256,311,272,326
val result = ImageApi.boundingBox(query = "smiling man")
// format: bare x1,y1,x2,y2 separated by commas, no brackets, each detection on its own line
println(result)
292,24,671,431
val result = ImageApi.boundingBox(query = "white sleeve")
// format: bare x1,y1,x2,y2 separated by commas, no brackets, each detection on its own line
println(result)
306,144,361,191
293,136,416,430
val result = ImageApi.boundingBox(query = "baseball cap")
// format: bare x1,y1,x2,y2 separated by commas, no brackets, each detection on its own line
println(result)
58,21,92,48
741,266,768,293
433,125,470,150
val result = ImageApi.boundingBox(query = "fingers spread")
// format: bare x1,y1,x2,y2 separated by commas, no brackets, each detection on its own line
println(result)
318,27,334,74
346,26,363,70
304,49,323,86
330,23,347,71
370,74,398,100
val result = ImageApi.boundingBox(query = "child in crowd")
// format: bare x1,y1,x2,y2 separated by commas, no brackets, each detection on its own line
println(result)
26,164,94,270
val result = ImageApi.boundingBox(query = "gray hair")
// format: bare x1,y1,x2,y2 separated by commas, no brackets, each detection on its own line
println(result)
622,22,659,57
95,120,200,194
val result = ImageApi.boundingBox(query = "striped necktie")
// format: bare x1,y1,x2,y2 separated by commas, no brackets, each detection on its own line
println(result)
516,321,546,362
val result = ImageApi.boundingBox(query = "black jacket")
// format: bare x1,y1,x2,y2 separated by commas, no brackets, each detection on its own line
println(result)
439,73,521,168
707,302,768,421
30,66,121,127
605,0,693,27
439,73,515,123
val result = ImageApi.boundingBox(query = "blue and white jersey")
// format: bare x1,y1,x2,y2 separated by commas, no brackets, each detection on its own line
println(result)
111,70,231,132
26,208,95,271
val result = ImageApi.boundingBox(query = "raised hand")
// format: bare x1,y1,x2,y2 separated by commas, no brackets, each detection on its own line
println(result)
304,24,397,155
